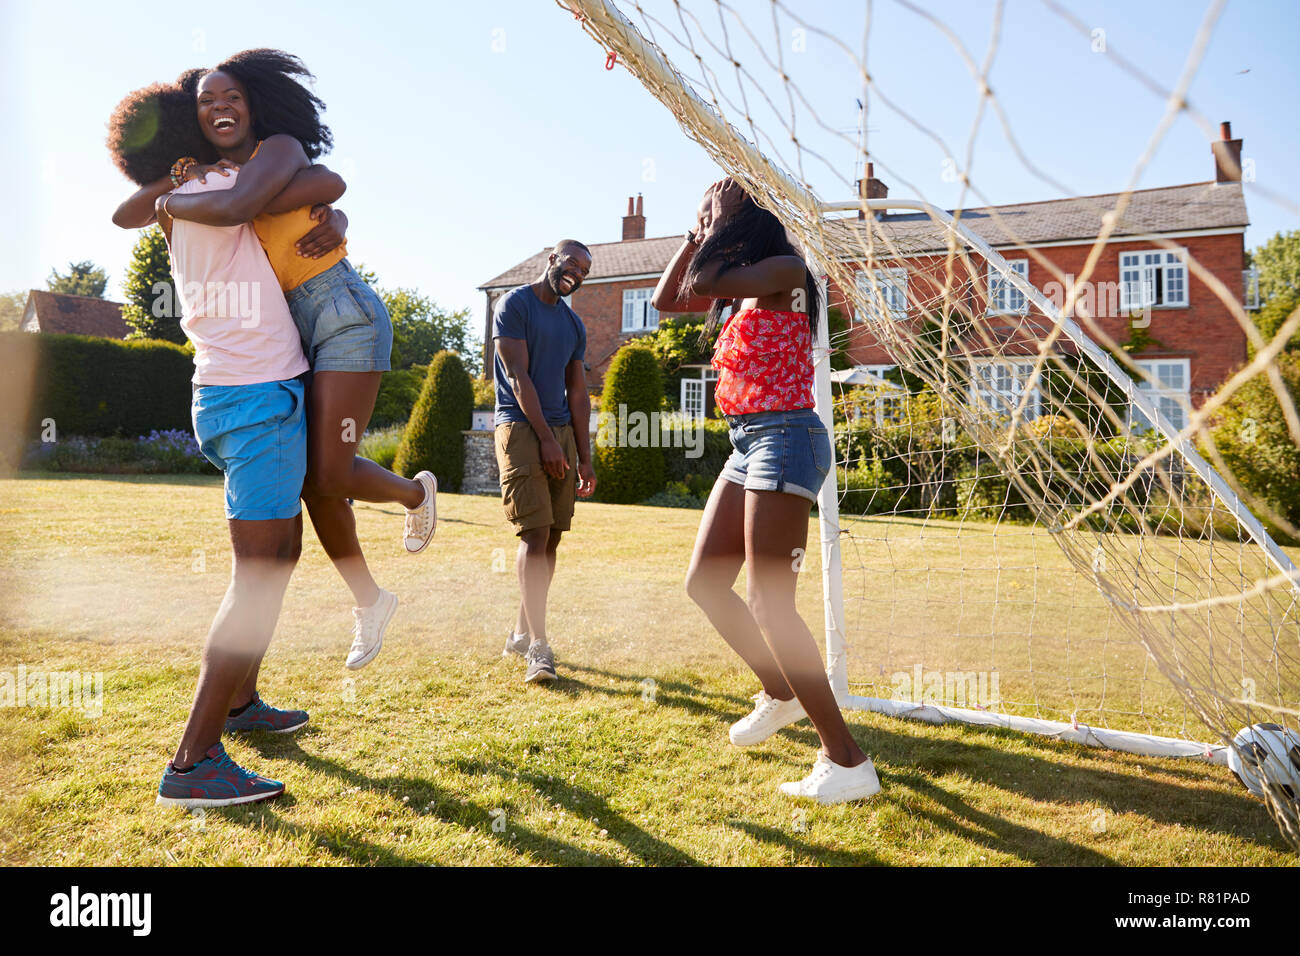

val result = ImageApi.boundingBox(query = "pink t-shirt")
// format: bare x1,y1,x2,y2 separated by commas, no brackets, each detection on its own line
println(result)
167,171,309,386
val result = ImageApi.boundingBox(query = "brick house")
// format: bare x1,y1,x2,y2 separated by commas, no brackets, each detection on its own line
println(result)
477,195,709,396
20,290,130,338
478,125,1257,429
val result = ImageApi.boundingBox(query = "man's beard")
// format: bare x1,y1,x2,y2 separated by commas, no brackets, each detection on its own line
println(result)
547,267,578,297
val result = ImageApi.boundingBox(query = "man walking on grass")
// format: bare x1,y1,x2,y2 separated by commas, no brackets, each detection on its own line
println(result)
492,239,598,683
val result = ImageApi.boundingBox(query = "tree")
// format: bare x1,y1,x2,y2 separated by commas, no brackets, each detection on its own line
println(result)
1249,230,1300,305
393,350,473,490
0,291,26,332
382,287,478,374
1250,287,1300,355
1207,349,1300,543
593,342,665,503
120,227,186,343
47,260,108,299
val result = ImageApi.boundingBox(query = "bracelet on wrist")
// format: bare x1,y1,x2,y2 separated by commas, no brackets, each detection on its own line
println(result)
169,157,197,188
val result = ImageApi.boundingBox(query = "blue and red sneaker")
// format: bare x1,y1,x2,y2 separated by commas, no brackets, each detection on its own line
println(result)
224,692,309,734
156,742,285,809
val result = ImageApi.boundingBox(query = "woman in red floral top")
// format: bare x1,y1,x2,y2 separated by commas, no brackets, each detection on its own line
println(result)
652,179,880,805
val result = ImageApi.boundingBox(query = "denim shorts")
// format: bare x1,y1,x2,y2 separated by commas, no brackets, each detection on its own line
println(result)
192,378,307,521
284,259,393,373
718,407,832,503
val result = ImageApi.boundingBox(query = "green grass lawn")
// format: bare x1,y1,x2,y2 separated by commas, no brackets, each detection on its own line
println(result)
0,474,1294,865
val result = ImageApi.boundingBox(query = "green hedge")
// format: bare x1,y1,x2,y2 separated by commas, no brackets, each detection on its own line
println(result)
394,350,473,490
370,365,427,429
593,343,665,503
11,332,195,439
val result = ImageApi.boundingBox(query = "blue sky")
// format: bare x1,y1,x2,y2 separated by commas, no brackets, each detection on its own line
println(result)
2,0,1296,334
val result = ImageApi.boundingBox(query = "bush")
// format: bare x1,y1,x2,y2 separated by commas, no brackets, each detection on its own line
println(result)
641,480,706,509
661,417,731,490
593,343,665,503
358,425,405,471
371,365,427,429
472,376,496,411
10,332,195,439
394,350,473,490
22,428,216,475
1206,350,1300,542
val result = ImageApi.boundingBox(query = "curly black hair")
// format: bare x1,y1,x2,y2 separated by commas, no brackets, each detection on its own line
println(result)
683,193,821,344
106,81,214,186
182,49,332,159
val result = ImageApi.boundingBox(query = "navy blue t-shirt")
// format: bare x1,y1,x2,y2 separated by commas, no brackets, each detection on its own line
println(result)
492,284,587,427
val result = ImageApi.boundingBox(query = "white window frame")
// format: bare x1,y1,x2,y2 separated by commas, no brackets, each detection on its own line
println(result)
1130,358,1191,433
1119,249,1188,311
622,287,660,333
968,358,1042,420
681,379,705,420
679,367,718,421
986,259,1029,316
1243,266,1261,310
855,268,908,321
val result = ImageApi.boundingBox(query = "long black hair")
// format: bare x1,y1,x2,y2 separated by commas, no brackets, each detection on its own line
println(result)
181,49,333,158
106,81,215,185
681,193,820,347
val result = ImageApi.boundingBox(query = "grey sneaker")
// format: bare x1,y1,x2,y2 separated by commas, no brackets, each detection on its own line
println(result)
502,629,530,659
523,641,557,684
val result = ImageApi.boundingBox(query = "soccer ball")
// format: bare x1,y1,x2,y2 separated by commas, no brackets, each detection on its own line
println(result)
1227,724,1300,801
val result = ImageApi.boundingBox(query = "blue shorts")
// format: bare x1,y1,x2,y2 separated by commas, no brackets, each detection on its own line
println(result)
719,407,832,503
285,259,393,373
192,378,307,521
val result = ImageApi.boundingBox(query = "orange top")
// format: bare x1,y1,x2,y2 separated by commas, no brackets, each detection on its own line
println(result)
253,206,346,292
248,141,347,292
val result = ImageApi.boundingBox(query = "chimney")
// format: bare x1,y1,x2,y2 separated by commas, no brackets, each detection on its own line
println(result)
856,162,889,219
1212,121,1243,183
622,194,646,240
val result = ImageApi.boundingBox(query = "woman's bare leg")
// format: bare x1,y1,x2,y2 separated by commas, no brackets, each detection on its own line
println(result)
685,478,794,700
744,489,866,768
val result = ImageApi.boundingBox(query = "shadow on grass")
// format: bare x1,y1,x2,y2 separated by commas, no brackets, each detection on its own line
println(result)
725,819,885,866
232,735,642,866
457,755,700,866
779,719,1289,859
516,662,1290,861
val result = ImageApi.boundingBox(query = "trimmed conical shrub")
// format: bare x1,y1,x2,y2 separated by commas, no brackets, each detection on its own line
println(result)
594,342,665,503
394,350,473,490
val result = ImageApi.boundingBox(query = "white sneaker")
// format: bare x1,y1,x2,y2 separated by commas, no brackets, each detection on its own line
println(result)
345,588,398,670
729,690,808,746
779,753,881,804
404,471,437,553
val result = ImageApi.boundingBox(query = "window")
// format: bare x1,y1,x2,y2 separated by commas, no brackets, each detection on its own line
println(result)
1130,358,1190,433
969,358,1041,419
1244,266,1261,310
987,259,1028,315
855,268,908,320
622,288,659,332
679,368,718,420
1119,250,1187,310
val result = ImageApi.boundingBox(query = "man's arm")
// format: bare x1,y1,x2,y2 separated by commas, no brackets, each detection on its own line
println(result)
566,358,596,497
496,336,568,479
163,134,311,227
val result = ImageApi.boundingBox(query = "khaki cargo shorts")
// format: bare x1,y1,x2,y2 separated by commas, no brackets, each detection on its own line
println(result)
494,421,578,535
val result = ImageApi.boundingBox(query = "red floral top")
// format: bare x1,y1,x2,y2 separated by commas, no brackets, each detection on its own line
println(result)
711,308,815,415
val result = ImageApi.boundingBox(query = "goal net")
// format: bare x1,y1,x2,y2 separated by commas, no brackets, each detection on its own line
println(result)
560,0,1300,848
